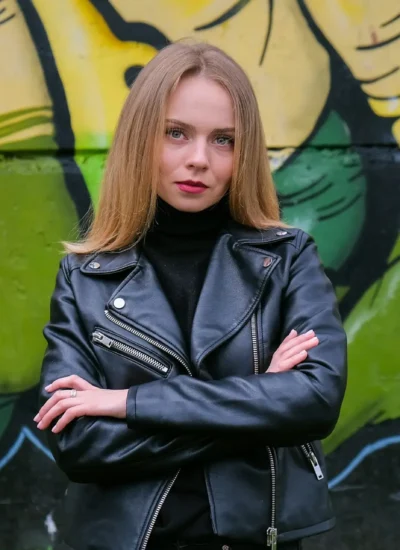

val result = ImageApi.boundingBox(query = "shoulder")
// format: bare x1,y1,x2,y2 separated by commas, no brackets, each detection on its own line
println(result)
226,221,313,252
59,252,96,280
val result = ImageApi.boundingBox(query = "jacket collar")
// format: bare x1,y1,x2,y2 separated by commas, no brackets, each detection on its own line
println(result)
80,226,295,369
80,224,294,276
80,244,139,275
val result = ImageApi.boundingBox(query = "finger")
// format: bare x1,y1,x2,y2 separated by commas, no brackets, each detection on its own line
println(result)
279,350,309,371
282,337,318,360
35,390,73,422
52,406,85,433
37,397,79,430
45,375,93,393
281,334,318,357
280,329,298,345
276,330,315,356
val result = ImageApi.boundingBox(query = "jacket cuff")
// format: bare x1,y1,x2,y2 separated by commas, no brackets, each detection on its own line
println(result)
126,386,139,428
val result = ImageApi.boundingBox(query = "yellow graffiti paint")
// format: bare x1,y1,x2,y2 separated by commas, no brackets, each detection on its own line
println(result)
0,0,53,147
336,0,365,24
369,98,400,118
392,119,400,148
168,0,215,18
32,0,158,149
305,0,400,151
0,107,54,150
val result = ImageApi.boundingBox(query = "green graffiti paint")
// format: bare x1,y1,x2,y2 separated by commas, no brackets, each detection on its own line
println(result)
274,111,367,271
0,147,78,393
326,242,400,452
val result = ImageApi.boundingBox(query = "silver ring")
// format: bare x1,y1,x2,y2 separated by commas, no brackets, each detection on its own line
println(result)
70,389,77,398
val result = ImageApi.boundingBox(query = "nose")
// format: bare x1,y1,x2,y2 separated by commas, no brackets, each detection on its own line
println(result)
185,138,209,171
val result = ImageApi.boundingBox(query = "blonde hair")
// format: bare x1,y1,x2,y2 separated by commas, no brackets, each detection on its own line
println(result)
65,41,284,254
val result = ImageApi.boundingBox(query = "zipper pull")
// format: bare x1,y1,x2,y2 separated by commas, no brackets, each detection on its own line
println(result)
266,527,278,549
92,331,113,348
309,451,324,480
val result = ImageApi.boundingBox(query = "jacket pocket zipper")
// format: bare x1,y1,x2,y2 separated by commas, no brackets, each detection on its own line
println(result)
92,330,171,376
140,470,181,550
300,443,324,480
251,313,278,549
104,309,193,377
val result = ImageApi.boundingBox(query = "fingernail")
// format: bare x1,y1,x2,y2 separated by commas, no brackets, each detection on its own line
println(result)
306,330,314,335
45,385,51,391
37,421,43,429
51,426,57,433
290,329,296,335
33,415,40,422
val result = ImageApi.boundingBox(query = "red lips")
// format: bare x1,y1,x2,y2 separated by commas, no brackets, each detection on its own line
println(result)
176,180,207,188
175,181,208,194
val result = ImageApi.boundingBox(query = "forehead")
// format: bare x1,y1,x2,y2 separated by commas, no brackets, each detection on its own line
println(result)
166,76,234,127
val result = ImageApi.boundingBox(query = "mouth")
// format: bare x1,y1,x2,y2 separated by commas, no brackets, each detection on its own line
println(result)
175,181,208,194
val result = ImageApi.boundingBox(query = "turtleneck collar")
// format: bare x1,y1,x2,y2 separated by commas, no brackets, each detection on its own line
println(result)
149,195,231,237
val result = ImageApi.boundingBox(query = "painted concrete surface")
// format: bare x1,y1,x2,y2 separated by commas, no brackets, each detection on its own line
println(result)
0,1,399,548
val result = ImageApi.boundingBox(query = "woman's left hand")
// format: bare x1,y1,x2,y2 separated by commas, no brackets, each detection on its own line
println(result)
34,375,129,433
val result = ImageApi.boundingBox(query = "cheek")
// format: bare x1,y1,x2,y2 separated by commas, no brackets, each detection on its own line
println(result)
215,153,234,183
160,145,178,176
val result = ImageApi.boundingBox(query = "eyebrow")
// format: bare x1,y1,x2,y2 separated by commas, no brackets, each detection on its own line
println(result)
166,118,235,133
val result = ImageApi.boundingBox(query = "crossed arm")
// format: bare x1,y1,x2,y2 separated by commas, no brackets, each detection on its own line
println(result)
36,238,347,483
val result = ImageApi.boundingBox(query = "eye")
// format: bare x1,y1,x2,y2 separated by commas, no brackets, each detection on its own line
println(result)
166,127,185,140
214,135,234,146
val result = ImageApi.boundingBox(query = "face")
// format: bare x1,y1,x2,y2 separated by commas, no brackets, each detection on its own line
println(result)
158,75,235,212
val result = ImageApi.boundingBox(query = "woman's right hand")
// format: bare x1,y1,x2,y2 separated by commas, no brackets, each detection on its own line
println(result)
267,330,319,373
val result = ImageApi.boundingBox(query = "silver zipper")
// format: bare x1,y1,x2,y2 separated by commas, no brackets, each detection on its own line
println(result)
300,444,324,480
140,470,181,550
92,330,170,375
251,314,259,376
251,312,278,548
104,309,188,549
266,447,278,550
104,309,192,377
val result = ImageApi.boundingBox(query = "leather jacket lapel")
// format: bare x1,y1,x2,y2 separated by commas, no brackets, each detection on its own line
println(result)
79,226,294,372
105,251,190,368
191,231,281,368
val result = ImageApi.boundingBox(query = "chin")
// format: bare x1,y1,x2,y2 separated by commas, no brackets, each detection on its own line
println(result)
161,193,221,213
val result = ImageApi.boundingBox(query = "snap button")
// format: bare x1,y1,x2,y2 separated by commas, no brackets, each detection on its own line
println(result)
276,230,288,236
89,261,100,269
263,257,273,267
222,545,231,550
113,297,126,309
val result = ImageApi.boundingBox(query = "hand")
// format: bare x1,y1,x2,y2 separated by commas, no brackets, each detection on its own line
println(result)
34,375,129,433
267,330,319,373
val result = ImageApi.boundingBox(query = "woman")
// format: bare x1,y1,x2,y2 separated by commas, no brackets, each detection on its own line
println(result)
36,42,347,550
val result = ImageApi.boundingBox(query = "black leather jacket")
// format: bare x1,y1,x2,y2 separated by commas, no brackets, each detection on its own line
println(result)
39,224,347,550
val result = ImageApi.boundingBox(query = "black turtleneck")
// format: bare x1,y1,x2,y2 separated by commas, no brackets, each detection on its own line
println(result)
142,196,231,544
143,196,230,345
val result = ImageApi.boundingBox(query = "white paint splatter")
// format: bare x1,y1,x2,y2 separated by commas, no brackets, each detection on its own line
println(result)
388,98,400,114
44,512,58,541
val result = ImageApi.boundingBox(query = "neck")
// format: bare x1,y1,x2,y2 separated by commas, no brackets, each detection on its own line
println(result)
149,196,231,237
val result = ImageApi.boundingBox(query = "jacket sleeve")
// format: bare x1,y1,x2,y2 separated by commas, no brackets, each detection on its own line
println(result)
128,235,348,445
39,258,263,484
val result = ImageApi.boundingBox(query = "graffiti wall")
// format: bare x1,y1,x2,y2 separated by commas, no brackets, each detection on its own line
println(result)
1,1,399,548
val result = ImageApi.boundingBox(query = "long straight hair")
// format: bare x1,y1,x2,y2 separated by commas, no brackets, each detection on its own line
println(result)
65,41,284,254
